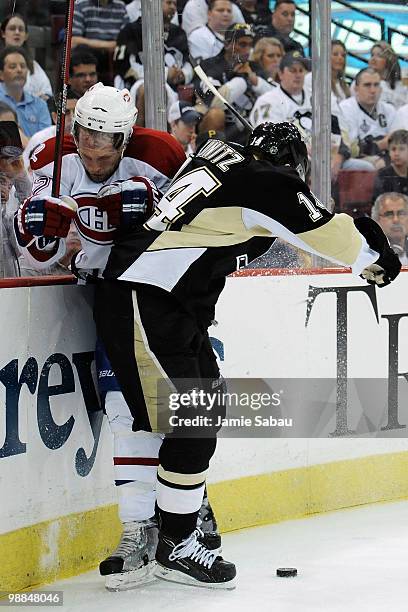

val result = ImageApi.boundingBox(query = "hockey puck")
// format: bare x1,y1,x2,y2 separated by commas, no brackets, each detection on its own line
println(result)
276,568,297,577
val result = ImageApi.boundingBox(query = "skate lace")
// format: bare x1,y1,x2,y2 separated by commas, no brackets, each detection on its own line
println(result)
168,529,217,569
113,523,145,557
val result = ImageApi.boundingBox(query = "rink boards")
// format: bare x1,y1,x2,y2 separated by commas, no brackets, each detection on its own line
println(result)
1,270,408,591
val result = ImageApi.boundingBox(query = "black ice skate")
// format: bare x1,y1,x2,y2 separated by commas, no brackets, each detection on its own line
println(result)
99,519,158,591
155,529,236,589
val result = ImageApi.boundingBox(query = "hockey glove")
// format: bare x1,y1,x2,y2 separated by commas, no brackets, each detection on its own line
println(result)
17,195,78,242
354,216,401,287
358,135,381,157
96,177,159,231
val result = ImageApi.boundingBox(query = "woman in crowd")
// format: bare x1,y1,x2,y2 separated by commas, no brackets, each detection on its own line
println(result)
0,13,53,99
368,41,407,109
330,39,350,103
304,39,350,104
250,37,284,85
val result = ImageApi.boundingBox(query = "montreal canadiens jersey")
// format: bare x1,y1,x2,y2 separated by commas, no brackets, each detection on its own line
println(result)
20,127,185,272
104,139,379,317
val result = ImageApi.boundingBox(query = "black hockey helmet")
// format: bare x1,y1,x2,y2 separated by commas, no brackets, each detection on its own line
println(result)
247,122,309,181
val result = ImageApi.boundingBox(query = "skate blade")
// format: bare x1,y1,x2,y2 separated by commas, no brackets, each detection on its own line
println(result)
105,562,157,591
155,564,236,590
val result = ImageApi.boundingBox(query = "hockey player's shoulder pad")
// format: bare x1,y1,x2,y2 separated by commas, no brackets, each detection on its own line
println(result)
126,127,185,178
355,216,401,287
30,134,76,172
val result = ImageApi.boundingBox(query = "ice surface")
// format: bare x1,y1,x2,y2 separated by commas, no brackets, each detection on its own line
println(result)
38,500,408,612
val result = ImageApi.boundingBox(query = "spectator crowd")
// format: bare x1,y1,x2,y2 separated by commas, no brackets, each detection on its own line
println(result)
0,0,407,274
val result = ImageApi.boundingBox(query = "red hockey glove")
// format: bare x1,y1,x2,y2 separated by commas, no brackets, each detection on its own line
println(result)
17,195,78,241
96,177,159,230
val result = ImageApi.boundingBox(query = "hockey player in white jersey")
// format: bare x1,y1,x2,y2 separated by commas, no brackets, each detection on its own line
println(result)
14,82,219,591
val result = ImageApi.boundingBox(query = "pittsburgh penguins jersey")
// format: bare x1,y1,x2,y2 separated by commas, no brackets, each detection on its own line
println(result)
104,139,379,318
339,96,396,142
18,127,185,272
114,19,191,89
249,85,312,133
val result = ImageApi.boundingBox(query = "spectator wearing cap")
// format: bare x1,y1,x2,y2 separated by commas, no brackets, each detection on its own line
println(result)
168,100,202,155
0,46,51,138
195,23,273,144
188,0,234,60
254,0,304,55
250,51,311,127
251,51,369,180
372,130,408,203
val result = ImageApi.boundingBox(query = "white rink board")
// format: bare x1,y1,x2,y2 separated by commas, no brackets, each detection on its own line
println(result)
210,271,408,482
0,272,408,534
0,285,115,535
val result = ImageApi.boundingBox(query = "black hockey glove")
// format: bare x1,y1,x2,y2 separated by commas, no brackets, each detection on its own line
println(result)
354,217,401,287
358,135,381,157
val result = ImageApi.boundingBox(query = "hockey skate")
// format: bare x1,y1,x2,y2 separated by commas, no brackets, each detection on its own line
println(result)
99,511,221,590
155,529,236,589
99,519,158,591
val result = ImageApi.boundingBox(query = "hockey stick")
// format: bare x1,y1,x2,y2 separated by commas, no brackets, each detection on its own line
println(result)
52,0,76,199
194,64,253,134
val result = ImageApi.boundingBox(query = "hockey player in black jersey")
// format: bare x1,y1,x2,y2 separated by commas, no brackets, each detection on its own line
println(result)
93,122,401,589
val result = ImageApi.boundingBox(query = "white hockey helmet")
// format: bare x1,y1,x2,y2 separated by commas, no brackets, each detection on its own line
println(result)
73,82,138,146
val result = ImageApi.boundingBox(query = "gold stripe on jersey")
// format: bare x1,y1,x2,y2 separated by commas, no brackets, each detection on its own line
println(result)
297,213,363,265
158,466,208,486
132,291,173,433
147,207,272,251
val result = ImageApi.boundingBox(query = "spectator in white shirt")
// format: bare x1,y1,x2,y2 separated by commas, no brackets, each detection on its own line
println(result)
340,67,396,169
188,0,233,60
368,41,408,109
182,0,244,36
250,51,311,127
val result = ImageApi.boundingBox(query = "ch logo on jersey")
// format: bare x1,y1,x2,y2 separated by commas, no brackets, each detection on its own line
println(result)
74,195,116,245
